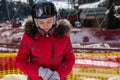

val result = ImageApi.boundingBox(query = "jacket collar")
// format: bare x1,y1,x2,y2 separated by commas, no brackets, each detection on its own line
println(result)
25,19,72,39
37,25,56,37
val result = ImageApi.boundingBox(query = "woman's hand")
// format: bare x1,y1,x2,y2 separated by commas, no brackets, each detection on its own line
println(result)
38,66,53,80
49,71,60,80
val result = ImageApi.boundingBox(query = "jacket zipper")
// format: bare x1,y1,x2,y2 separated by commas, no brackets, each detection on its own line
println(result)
51,39,54,70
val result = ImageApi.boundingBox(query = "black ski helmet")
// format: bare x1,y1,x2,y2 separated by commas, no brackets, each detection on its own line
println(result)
32,0,57,19
31,0,57,36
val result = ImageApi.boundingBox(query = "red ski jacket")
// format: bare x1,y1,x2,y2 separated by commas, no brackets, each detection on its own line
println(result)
15,20,75,80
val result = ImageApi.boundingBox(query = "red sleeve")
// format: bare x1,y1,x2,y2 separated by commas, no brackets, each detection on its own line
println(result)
56,36,75,79
15,33,40,77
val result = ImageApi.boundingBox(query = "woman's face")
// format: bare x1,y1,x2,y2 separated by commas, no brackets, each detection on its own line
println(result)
36,17,54,32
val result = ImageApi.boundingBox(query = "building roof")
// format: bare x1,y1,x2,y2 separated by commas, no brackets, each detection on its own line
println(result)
59,7,107,19
82,7,106,15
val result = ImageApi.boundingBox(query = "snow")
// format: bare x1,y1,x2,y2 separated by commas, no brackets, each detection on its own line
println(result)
79,0,105,9
82,78,97,80
0,23,24,52
108,76,120,80
11,32,24,39
0,74,120,80
70,27,120,52
70,30,102,43
75,58,120,68
47,0,73,11
0,22,120,52
1,30,14,36
0,74,27,80
72,43,114,49
49,0,106,10
0,28,24,43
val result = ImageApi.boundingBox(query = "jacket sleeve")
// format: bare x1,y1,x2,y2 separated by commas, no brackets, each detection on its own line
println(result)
15,33,40,77
56,36,75,79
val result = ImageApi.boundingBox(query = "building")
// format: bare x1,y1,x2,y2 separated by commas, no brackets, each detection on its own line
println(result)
78,0,99,4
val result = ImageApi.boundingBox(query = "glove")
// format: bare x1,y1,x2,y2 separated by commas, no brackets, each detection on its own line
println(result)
38,66,53,80
49,71,60,80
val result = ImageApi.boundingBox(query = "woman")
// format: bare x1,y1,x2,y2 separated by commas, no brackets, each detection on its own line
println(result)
15,0,75,80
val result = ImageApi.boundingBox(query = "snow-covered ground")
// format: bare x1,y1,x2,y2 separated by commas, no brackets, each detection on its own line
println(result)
70,27,120,52
0,22,24,52
0,22,120,52
0,74,27,80
0,74,120,80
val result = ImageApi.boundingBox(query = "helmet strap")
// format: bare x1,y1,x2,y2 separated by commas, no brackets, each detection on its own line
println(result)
53,16,56,25
34,18,39,28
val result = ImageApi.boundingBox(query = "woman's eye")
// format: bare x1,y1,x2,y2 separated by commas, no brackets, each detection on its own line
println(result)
39,21,44,24
47,20,52,23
